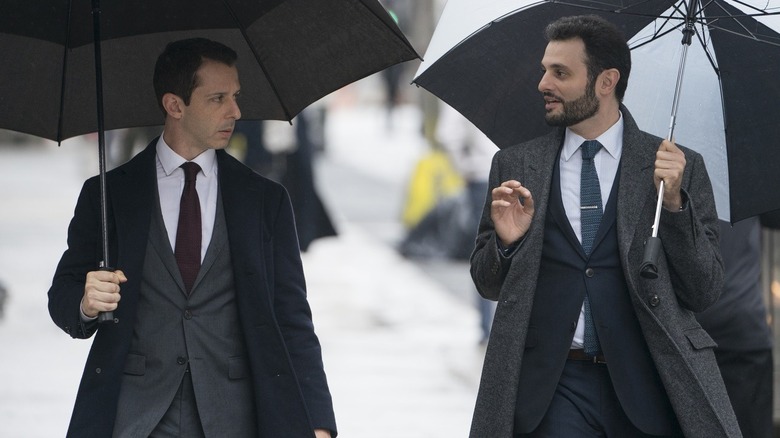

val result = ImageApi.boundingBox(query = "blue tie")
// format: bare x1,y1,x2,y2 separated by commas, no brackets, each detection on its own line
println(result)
580,140,602,355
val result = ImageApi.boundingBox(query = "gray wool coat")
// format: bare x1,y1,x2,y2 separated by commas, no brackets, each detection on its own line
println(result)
469,108,741,437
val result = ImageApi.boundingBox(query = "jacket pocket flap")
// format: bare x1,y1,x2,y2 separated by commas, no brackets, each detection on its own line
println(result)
684,328,718,350
124,353,146,376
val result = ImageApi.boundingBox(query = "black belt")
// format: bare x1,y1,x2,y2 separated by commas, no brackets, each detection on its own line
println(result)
568,349,606,364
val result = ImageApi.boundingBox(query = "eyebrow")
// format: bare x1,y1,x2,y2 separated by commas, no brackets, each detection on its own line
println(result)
542,62,569,70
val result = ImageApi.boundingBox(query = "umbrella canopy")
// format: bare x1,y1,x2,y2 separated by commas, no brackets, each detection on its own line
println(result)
0,0,419,142
0,0,419,298
413,0,780,223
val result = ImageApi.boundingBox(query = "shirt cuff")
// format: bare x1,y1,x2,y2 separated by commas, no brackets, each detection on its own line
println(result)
496,236,522,258
80,300,98,322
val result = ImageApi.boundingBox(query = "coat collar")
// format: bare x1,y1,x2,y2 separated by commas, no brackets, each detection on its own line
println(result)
615,105,658,254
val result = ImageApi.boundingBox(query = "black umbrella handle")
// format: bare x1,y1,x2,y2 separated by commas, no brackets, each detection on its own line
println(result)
97,263,118,324
640,236,662,279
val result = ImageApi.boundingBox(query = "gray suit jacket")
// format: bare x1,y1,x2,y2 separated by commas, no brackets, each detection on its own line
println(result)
469,108,740,437
112,193,255,437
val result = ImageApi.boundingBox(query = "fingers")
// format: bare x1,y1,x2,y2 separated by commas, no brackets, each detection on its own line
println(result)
491,180,531,206
82,270,126,317
655,139,686,209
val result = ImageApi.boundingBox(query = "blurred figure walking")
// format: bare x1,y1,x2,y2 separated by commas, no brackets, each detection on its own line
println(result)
436,103,497,343
234,106,336,252
696,217,773,438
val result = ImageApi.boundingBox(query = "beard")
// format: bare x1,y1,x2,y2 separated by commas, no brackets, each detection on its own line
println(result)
544,79,599,127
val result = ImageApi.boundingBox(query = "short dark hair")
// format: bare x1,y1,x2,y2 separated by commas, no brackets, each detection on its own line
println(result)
153,38,238,115
544,15,631,102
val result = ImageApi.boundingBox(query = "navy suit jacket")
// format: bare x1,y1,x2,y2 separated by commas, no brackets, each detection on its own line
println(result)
48,141,336,437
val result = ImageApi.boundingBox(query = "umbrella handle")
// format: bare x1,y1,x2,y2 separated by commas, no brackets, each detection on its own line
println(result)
641,17,695,279
640,180,665,279
97,263,119,324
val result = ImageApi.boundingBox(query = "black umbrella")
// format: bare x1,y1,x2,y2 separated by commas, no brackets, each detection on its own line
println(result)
412,0,780,225
0,1,418,256
1,0,418,322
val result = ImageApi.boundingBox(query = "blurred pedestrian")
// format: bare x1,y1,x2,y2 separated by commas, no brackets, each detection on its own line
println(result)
236,106,337,252
695,217,773,438
106,126,161,169
379,0,412,129
0,279,7,319
469,15,739,437
436,102,497,344
47,38,336,437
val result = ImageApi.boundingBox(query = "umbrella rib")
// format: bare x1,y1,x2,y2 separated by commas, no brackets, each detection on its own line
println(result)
547,0,689,23
692,25,721,75
706,22,780,46
57,0,75,144
630,23,684,49
220,0,294,121
727,0,779,15
704,1,780,46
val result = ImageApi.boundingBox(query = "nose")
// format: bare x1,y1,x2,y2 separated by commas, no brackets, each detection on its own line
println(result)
229,97,241,120
538,72,551,93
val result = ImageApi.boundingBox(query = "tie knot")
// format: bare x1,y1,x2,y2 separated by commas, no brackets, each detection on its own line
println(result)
581,140,602,160
181,162,201,183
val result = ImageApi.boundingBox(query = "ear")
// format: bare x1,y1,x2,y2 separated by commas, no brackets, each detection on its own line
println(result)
162,93,184,119
598,68,620,96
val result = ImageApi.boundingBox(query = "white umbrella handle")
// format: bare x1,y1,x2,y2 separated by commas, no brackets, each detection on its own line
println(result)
651,180,664,238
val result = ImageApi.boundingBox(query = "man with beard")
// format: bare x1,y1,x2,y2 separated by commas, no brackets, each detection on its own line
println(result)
468,15,740,437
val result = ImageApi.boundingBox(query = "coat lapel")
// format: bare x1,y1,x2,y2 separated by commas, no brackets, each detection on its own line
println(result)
191,191,228,293
523,130,563,231
217,150,261,265
146,192,186,294
616,108,658,258
110,142,157,274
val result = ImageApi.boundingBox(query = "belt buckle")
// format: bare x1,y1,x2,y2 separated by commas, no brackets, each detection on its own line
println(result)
591,355,606,364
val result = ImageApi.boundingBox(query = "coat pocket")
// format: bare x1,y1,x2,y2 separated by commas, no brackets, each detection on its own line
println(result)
123,353,146,376
684,327,718,350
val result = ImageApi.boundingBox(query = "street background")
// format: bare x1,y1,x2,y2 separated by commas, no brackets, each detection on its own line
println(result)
0,69,488,437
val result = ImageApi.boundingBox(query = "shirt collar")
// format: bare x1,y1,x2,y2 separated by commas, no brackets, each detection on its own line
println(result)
561,111,624,162
156,135,217,177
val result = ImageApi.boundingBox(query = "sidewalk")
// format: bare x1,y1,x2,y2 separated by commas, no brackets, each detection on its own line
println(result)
0,93,485,437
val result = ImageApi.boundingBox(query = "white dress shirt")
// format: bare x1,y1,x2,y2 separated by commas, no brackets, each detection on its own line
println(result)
156,136,218,262
559,113,624,349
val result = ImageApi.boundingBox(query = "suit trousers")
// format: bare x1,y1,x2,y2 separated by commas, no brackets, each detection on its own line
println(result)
150,368,206,438
516,360,683,437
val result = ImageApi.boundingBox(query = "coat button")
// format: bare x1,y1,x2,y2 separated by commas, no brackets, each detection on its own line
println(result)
177,356,187,365
184,309,192,320
649,295,660,307
95,368,101,374
585,268,594,277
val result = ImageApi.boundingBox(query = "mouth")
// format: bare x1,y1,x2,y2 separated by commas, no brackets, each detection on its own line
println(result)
543,93,562,111
218,127,234,137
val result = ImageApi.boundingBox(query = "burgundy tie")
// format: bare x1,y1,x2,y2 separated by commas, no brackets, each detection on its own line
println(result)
175,162,201,294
